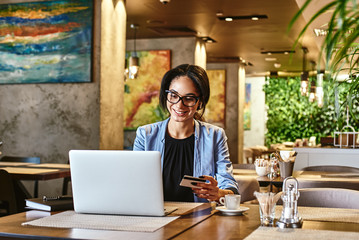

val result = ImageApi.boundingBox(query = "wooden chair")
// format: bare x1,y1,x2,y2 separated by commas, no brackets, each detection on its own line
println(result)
0,156,41,198
61,159,71,195
243,148,253,163
0,170,18,216
62,176,71,195
297,188,359,209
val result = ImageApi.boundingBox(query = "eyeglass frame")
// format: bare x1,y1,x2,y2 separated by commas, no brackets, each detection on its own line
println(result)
165,90,200,107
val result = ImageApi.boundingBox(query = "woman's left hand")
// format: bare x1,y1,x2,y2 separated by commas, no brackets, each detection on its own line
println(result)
192,175,233,202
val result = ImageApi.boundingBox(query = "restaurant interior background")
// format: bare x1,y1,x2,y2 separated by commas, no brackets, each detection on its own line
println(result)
0,0,358,196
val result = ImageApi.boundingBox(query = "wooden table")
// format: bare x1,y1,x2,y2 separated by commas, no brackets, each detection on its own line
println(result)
0,163,70,181
1,204,359,240
0,163,70,211
176,205,359,239
0,203,214,240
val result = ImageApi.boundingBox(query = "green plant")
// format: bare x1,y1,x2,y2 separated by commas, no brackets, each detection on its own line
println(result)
289,0,359,121
264,76,359,147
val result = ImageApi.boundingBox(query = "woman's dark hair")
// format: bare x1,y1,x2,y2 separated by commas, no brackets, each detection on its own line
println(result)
159,64,210,120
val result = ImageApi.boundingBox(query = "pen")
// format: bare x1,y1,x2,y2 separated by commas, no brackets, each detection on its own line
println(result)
43,196,72,201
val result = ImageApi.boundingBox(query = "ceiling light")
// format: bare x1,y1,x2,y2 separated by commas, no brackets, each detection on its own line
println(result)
127,24,140,80
265,57,277,61
314,28,328,37
261,50,295,54
216,12,223,16
225,17,233,22
274,63,281,68
218,15,268,21
316,73,324,107
200,36,216,43
300,47,309,96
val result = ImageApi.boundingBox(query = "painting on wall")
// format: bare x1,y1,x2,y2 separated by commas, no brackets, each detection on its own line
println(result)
204,69,226,128
244,83,251,130
124,50,171,130
0,0,93,84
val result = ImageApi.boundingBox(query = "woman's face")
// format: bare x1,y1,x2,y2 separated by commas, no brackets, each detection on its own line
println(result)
166,76,200,124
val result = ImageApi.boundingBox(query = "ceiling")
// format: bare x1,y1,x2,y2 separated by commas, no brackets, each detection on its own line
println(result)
125,0,323,76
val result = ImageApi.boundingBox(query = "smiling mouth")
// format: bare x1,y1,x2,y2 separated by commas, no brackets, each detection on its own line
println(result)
174,109,187,115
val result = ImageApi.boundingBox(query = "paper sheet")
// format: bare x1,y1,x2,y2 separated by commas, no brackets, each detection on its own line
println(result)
22,211,179,232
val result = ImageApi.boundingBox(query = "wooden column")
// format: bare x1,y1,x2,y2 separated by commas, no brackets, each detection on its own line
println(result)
237,64,246,163
100,0,126,149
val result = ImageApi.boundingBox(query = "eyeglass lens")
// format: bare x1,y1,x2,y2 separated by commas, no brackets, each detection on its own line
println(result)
166,90,198,107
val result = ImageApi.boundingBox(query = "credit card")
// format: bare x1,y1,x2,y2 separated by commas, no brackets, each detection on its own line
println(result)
179,175,207,189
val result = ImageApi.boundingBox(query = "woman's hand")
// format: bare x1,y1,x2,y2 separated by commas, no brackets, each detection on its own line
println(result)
192,175,234,202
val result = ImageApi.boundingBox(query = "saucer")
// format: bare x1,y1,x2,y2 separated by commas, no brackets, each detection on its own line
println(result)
215,206,249,215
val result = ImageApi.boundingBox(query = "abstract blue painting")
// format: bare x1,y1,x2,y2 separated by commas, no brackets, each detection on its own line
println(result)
0,0,93,84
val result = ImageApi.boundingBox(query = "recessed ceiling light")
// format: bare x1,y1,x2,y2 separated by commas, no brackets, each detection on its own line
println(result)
216,12,224,16
225,17,233,21
251,17,259,21
265,57,277,61
274,63,281,68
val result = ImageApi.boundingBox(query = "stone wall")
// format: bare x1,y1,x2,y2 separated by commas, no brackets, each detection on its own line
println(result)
0,0,102,196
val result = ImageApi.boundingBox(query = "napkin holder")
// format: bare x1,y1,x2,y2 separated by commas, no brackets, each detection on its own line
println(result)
276,177,303,228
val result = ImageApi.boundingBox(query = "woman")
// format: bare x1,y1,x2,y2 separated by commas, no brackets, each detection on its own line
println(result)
133,64,239,202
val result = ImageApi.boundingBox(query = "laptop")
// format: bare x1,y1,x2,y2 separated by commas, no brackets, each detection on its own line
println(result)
69,150,176,216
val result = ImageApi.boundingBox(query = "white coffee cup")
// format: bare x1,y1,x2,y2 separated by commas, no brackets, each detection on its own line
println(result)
255,166,268,177
219,194,241,210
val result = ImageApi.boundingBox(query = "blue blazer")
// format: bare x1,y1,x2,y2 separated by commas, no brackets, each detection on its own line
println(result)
133,118,239,202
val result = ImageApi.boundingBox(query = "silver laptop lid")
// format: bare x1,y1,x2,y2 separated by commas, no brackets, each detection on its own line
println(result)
69,150,165,216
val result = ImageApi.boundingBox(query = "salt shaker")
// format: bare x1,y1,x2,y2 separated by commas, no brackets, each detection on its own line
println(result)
276,176,303,228
268,154,278,180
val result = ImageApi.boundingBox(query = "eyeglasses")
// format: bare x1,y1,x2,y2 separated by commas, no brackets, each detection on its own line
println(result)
165,90,199,107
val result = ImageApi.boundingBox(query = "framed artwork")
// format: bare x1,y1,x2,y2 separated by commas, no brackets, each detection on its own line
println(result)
244,83,251,130
0,0,93,84
204,69,226,128
124,50,171,130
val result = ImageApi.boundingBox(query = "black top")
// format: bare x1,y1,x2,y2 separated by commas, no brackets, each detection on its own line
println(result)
163,131,195,202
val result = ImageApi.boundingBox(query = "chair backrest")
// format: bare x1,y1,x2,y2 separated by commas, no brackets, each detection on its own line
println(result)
0,156,41,198
233,163,255,170
0,169,18,215
0,156,40,164
243,148,253,163
301,165,359,173
297,188,359,209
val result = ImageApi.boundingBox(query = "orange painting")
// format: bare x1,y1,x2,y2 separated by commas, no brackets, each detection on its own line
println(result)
124,50,171,129
204,69,226,128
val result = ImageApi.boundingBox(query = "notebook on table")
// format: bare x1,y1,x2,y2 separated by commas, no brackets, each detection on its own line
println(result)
69,150,177,216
